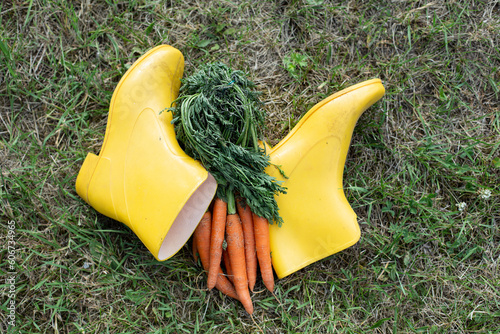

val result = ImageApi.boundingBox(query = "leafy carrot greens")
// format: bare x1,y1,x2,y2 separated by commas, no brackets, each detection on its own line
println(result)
168,62,285,225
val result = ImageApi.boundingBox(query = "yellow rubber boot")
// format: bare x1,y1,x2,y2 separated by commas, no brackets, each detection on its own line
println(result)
264,79,385,278
75,45,217,261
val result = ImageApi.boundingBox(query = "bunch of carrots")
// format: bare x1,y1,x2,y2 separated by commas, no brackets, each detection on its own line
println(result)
168,62,286,314
192,196,274,315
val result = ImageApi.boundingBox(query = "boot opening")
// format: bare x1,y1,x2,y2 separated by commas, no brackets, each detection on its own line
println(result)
157,173,217,261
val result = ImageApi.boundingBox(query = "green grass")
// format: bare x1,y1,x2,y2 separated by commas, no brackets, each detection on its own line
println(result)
1,0,499,333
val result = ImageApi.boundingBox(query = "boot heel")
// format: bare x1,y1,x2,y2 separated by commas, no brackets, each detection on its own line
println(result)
75,153,100,204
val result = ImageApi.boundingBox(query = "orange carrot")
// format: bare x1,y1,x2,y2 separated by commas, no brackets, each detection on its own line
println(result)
197,241,239,300
253,213,274,292
236,198,257,291
226,213,253,315
193,212,211,263
214,268,239,300
194,211,238,300
222,247,234,284
207,198,227,290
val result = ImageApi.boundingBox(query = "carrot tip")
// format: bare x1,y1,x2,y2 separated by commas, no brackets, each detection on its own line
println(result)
245,304,254,315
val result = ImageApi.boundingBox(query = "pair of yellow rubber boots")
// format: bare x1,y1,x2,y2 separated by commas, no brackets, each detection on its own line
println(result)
75,45,385,279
